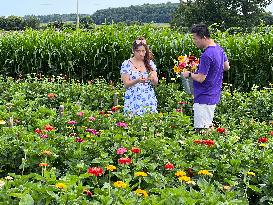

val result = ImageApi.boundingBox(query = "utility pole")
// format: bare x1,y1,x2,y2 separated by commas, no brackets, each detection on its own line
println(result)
76,0,79,28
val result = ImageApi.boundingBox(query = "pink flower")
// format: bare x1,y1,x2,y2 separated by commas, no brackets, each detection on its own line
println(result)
40,134,48,139
176,109,183,112
270,131,273,136
89,116,96,121
116,147,127,155
85,128,99,135
116,122,128,127
77,112,84,117
67,120,77,125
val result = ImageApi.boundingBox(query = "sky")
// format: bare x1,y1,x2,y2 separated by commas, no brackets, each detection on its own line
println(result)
0,0,273,16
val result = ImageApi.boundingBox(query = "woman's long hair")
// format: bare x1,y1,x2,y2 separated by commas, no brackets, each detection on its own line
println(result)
132,37,154,73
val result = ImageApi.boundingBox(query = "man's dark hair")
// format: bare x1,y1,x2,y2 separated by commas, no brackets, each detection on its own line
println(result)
191,23,210,38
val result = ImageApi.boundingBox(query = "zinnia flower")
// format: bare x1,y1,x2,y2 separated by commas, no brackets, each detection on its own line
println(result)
75,137,85,143
135,189,148,198
83,189,93,197
216,127,225,133
116,122,128,127
135,172,148,177
41,150,52,156
198,170,213,176
44,125,55,131
67,120,77,125
35,128,43,134
40,134,48,139
258,137,268,143
164,162,174,170
247,171,255,176
89,116,96,121
175,170,186,177
270,131,273,136
131,147,141,154
87,167,104,177
77,112,84,117
55,183,66,189
39,163,49,167
113,181,127,188
47,93,57,99
118,157,132,165
178,176,191,182
85,128,99,135
106,165,117,172
116,147,127,155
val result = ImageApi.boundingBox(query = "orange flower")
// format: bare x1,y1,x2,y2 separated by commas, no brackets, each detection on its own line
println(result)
44,125,55,131
39,163,49,167
47,93,57,99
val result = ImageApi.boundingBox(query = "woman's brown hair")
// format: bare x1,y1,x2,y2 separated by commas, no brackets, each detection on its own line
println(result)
132,37,154,73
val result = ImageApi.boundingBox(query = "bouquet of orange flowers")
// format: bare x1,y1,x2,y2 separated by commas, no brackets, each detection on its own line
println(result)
173,55,199,74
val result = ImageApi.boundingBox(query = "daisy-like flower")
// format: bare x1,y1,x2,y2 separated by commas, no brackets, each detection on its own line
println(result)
55,182,66,189
87,167,104,177
67,120,77,125
186,180,196,185
135,172,148,177
116,147,127,155
135,189,148,198
88,116,96,121
44,124,55,131
113,181,127,189
39,163,49,167
118,157,132,165
259,143,267,148
116,122,128,127
178,176,191,182
131,147,141,154
198,170,213,176
247,171,255,176
164,162,174,170
83,189,93,197
77,112,84,117
175,170,186,177
0,120,6,125
106,165,117,172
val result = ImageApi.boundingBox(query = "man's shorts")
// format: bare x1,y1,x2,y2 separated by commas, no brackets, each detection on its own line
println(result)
194,103,216,128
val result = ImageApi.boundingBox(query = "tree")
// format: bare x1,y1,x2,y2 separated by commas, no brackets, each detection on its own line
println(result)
24,16,40,29
172,0,273,28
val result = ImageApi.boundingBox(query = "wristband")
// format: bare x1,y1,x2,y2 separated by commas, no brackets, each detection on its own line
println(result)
188,72,191,78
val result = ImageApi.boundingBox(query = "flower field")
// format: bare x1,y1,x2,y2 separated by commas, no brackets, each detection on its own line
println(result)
0,75,272,204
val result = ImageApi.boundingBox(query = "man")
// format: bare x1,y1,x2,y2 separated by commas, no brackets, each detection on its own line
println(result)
182,23,230,131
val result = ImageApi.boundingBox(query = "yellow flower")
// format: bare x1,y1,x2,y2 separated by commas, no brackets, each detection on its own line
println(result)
186,180,196,185
178,55,187,62
178,176,191,182
41,150,52,156
86,134,91,138
135,189,148,198
56,183,66,189
106,165,117,172
0,120,6,125
175,170,186,177
223,185,231,191
198,170,213,176
135,172,148,177
173,65,180,73
247,171,256,176
259,143,267,148
113,181,127,189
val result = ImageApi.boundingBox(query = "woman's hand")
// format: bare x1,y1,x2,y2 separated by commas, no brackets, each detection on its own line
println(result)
148,71,158,86
137,76,148,83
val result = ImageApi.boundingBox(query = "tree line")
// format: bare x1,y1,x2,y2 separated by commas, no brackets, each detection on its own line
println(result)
0,1,273,31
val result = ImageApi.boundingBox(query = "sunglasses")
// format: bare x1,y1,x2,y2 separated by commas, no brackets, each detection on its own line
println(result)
135,39,146,45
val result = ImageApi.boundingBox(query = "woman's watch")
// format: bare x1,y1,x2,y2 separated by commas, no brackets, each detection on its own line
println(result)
188,72,191,78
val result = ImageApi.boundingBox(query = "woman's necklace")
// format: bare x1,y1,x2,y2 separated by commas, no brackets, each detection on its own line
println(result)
129,59,145,71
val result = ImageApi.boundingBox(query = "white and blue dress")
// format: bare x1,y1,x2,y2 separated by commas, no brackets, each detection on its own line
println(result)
120,59,158,116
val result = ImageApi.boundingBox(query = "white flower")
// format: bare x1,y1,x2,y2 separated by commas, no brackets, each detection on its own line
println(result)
0,180,5,189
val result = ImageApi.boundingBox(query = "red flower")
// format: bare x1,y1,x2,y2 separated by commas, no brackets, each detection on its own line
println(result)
203,139,215,146
83,189,93,197
99,111,105,115
35,128,43,134
258,137,268,143
217,127,225,133
44,125,54,131
118,157,132,165
164,162,174,170
194,139,203,144
87,167,104,176
131,147,141,154
178,101,187,105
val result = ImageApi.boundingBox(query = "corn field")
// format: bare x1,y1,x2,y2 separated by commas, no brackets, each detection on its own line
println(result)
0,24,272,90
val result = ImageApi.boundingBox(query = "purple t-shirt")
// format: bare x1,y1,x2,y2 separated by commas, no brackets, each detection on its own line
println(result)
193,44,228,105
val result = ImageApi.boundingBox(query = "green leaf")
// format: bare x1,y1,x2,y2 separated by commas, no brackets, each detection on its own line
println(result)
19,194,34,205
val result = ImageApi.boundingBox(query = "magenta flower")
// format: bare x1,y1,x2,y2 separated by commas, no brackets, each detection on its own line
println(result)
75,137,85,142
85,128,99,135
89,116,96,121
40,134,48,139
67,120,77,125
116,122,128,127
116,147,127,155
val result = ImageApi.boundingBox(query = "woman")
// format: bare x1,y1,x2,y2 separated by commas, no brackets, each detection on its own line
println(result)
120,37,158,116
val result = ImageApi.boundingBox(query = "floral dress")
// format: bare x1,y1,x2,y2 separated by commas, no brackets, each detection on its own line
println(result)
120,59,158,116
